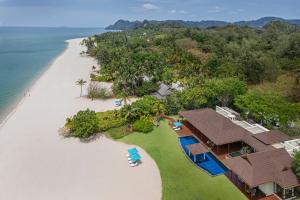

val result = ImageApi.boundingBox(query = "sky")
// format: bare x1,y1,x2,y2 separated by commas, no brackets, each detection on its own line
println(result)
0,0,299,27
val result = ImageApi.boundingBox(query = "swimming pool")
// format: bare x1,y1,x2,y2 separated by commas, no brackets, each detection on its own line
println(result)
179,136,227,176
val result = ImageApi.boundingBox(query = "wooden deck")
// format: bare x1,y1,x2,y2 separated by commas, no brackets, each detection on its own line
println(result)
162,115,193,137
176,125,193,137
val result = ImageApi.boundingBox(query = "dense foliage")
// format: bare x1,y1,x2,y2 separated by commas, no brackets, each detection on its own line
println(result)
164,77,247,114
67,109,99,138
120,96,166,123
85,22,300,91
133,116,154,133
292,151,300,179
234,90,300,127
97,110,126,131
83,21,300,134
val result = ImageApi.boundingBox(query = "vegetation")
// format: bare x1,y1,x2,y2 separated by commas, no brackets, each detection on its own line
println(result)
105,125,131,139
120,96,166,123
120,120,246,200
82,21,300,134
85,22,300,89
87,82,113,100
133,116,154,133
65,96,166,139
97,110,126,132
234,90,300,128
164,77,247,114
76,79,87,97
292,151,300,179
66,109,99,138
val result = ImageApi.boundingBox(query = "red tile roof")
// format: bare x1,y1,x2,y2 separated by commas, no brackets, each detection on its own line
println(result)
180,108,270,151
223,148,300,188
180,108,246,145
253,130,290,145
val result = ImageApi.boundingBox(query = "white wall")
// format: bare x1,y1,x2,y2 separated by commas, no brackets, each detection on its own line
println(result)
259,183,274,196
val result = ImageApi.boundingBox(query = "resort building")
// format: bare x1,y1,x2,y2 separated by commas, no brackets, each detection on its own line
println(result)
177,107,300,200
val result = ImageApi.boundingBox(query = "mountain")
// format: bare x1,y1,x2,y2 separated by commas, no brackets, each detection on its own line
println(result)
106,17,300,30
105,20,143,30
234,17,300,28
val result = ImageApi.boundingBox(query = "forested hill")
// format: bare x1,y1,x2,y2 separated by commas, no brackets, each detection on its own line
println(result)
106,17,300,30
84,20,300,136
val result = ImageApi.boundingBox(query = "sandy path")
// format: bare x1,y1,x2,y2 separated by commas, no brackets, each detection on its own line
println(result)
0,39,161,200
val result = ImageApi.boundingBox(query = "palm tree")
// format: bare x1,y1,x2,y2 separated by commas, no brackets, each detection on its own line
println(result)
76,79,87,97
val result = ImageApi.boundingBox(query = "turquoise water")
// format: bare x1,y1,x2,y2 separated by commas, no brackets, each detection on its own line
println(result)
0,27,105,122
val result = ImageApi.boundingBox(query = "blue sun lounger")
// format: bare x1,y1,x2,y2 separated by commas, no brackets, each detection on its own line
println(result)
174,121,183,128
130,153,141,162
128,147,138,155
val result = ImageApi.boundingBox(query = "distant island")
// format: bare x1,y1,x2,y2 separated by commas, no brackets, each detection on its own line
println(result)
106,16,300,30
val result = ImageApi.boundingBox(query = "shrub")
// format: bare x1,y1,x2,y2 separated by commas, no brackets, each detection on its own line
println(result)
67,109,99,138
133,117,154,133
88,82,113,100
120,96,167,123
97,110,126,131
90,74,113,82
280,126,300,137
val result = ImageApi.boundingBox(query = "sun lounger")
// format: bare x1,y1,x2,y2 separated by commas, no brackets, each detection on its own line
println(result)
130,162,139,167
128,147,138,155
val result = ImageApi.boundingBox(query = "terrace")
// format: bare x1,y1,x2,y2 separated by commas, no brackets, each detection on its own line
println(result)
283,139,300,156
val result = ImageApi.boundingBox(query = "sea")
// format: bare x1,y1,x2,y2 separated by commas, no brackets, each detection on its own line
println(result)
0,27,106,123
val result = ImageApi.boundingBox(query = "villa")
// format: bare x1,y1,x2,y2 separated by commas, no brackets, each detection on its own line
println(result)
177,107,300,200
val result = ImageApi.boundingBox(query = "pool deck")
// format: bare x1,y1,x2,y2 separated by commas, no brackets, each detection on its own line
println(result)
164,115,193,137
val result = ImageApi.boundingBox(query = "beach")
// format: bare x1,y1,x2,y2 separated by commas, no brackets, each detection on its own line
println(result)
0,38,161,200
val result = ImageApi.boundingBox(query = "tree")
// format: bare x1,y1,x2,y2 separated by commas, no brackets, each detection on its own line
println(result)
291,70,300,101
234,90,299,127
203,78,247,107
282,32,300,59
180,87,207,110
76,79,87,97
120,96,166,123
292,151,300,179
164,92,183,115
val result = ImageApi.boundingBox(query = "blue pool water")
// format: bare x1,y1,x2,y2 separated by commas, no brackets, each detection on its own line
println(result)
179,136,227,176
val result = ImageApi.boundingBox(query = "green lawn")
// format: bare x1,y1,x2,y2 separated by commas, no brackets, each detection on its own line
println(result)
119,120,247,200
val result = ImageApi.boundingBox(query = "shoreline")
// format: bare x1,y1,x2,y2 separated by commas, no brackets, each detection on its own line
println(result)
0,39,73,128
0,38,161,200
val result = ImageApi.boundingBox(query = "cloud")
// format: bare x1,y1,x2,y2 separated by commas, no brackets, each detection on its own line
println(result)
168,9,187,14
142,3,159,10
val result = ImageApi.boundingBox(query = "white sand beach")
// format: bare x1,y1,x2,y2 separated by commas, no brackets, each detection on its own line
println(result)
0,38,161,200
